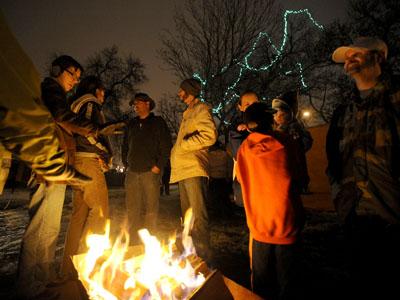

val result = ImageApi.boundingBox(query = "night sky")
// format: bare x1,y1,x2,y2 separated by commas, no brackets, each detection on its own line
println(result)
1,0,348,109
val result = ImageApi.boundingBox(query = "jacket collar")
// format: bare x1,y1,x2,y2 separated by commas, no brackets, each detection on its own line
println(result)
134,112,154,121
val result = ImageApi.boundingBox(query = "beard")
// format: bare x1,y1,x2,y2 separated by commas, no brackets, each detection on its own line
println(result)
345,52,376,75
345,60,362,74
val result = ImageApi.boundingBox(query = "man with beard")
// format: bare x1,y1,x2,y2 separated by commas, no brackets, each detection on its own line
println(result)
327,37,400,297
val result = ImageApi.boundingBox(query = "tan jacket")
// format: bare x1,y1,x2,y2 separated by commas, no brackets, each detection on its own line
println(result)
170,100,217,183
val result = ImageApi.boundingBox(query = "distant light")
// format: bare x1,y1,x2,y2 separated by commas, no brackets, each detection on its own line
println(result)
302,110,311,118
115,165,125,173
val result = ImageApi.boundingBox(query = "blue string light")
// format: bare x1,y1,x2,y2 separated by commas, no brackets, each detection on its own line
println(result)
193,9,324,115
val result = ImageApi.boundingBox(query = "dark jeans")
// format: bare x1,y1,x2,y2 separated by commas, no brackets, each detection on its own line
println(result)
208,178,232,218
125,170,160,244
178,177,211,262
232,179,244,207
251,239,301,300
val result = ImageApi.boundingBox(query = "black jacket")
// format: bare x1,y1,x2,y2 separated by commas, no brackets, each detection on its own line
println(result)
122,113,172,172
228,113,249,159
41,77,96,165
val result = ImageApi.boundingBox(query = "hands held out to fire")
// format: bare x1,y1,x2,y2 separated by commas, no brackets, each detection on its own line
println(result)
97,121,126,136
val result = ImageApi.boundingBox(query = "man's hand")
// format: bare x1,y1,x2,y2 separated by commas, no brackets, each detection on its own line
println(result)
66,170,92,186
98,122,126,136
151,165,161,174
43,167,92,186
236,124,248,131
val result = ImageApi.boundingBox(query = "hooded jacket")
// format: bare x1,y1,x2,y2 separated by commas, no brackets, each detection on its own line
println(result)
236,132,304,244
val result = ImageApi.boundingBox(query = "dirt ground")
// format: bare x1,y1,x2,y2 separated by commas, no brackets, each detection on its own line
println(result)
0,126,353,299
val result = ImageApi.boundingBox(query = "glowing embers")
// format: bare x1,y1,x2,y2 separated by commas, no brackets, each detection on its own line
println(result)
73,209,206,300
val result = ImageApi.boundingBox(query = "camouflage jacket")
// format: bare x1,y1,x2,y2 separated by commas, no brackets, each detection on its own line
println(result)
326,74,400,224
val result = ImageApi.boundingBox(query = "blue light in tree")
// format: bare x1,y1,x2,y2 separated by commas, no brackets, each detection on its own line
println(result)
193,9,324,115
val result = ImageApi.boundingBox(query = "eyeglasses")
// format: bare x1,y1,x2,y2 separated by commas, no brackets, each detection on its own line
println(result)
65,69,80,82
133,100,147,106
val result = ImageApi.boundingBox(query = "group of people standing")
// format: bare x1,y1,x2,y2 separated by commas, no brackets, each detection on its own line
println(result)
121,78,218,264
228,89,312,300
234,36,400,299
1,10,399,299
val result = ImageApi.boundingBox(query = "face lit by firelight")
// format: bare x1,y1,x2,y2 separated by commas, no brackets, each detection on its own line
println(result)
177,88,196,106
56,67,81,92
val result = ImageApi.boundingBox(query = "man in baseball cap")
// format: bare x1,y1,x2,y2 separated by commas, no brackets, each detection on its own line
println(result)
332,36,388,63
129,92,156,111
327,36,400,296
332,37,388,80
123,92,172,244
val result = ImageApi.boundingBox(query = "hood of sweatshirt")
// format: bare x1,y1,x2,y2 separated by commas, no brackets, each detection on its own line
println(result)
243,131,285,157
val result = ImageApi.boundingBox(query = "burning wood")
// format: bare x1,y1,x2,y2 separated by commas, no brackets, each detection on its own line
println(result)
72,209,210,299
68,208,261,300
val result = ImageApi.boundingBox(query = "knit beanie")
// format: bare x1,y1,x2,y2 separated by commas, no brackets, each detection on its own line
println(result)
180,78,201,97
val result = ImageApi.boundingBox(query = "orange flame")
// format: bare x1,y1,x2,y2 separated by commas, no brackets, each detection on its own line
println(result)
73,208,205,299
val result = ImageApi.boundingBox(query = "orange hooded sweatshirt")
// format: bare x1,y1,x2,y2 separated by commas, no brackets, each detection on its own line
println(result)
236,132,304,245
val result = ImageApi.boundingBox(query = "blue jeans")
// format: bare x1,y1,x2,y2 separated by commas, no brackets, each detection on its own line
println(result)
251,239,301,300
178,177,211,261
125,170,160,244
17,182,66,297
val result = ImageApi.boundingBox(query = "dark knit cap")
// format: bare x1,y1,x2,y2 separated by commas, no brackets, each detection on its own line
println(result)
180,78,202,97
244,102,274,133
129,92,155,110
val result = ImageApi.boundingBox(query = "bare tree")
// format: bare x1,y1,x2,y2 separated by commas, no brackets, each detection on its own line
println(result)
84,45,147,120
159,0,281,127
160,0,400,128
82,46,147,167
300,0,400,123
348,0,400,74
159,0,344,129
157,93,185,137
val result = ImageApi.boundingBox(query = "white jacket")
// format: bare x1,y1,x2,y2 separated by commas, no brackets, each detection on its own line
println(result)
170,100,217,183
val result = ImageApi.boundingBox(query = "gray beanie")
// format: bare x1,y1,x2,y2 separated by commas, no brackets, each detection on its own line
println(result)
180,78,201,97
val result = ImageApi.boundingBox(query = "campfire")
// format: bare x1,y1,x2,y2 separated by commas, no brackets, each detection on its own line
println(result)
69,208,262,300
72,209,210,299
